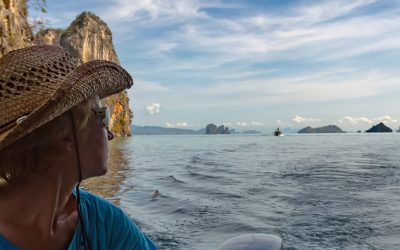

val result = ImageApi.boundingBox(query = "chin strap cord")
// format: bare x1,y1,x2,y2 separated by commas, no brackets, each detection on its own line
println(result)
70,110,92,250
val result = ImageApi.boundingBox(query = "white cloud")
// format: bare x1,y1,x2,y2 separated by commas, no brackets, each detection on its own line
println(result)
47,0,400,66
338,116,372,125
293,115,321,124
101,0,209,22
251,121,265,126
172,0,399,68
176,122,188,128
158,0,393,65
297,0,376,23
337,115,399,127
150,42,178,56
236,122,247,127
89,0,393,64
165,122,188,128
338,115,398,126
146,103,160,114
165,122,174,128
277,120,284,125
277,120,289,127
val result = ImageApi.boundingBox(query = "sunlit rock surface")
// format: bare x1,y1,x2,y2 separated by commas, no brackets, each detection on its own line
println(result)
0,0,33,56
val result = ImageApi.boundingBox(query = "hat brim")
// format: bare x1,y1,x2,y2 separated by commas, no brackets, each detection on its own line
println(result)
0,60,133,151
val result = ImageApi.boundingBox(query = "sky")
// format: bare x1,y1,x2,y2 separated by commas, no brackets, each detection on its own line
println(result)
32,0,400,132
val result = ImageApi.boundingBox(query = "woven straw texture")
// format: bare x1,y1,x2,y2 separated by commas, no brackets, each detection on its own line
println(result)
0,45,133,151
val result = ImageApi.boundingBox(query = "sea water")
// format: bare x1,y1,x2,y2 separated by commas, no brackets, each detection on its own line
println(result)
84,133,400,250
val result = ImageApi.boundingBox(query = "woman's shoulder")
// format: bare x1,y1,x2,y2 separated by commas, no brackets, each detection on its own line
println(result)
76,189,114,207
76,188,110,203
74,188,125,223
73,189,157,249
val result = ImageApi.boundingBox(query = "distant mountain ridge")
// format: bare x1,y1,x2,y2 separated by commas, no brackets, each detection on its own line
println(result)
298,125,345,133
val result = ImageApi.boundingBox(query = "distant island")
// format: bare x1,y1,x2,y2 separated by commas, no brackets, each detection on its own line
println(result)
298,125,345,133
205,124,230,134
365,122,392,133
204,124,262,134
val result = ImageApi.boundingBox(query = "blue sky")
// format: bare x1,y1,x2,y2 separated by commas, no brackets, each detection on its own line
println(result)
35,0,400,131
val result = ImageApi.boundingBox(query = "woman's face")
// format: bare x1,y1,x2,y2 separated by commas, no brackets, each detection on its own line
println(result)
78,96,109,179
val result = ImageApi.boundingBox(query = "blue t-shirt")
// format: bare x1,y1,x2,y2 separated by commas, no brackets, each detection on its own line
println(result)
0,189,157,250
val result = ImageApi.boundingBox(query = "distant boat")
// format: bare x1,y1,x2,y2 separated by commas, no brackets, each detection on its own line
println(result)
274,127,284,136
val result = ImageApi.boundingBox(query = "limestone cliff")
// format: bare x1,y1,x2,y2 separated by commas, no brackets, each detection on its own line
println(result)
205,124,230,134
34,28,63,45
35,12,133,136
0,0,33,56
60,12,120,65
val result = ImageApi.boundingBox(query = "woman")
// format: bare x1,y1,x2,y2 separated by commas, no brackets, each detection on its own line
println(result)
0,45,157,249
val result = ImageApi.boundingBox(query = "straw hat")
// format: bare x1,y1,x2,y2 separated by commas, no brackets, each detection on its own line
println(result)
0,45,133,152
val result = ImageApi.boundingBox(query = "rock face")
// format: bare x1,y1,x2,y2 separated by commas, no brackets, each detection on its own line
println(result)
34,12,132,136
365,122,392,133
217,125,228,134
34,28,63,45
0,0,33,56
59,12,120,65
206,124,218,134
205,124,230,134
298,125,345,133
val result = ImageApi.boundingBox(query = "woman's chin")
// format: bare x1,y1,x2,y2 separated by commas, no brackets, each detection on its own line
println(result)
83,166,108,179
95,166,108,177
